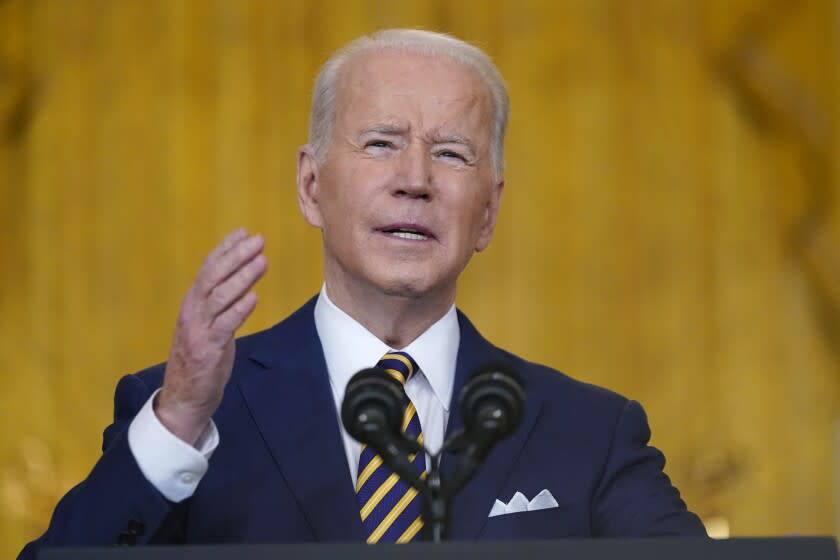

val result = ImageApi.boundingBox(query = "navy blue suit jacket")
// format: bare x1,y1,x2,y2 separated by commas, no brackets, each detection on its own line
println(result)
21,297,705,557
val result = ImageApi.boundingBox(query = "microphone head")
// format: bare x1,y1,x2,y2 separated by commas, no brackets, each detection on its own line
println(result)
341,367,405,445
459,361,525,438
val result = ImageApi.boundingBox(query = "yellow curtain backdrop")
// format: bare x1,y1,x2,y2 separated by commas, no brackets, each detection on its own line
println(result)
1,0,838,554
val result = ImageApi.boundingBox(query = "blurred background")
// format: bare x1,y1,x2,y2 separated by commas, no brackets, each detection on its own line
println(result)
0,0,838,554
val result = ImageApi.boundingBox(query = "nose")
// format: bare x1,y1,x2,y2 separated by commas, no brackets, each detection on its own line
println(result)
393,142,431,200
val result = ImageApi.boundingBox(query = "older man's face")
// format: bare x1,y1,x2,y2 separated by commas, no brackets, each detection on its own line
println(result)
298,49,502,302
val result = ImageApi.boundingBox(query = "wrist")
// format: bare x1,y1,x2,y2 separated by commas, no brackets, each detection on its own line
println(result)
154,390,213,447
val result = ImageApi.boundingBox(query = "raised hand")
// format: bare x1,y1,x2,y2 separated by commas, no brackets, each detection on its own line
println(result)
155,229,267,445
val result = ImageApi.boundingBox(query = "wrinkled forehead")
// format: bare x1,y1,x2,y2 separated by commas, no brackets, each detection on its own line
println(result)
333,48,494,139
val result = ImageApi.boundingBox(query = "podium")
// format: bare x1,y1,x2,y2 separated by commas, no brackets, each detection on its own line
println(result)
40,537,838,560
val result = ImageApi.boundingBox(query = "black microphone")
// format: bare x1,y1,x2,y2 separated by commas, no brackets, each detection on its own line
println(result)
341,367,426,490
341,368,404,445
460,361,525,446
443,362,524,495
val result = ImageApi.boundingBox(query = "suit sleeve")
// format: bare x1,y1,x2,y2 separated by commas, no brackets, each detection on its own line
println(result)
128,388,218,502
18,372,185,559
591,400,708,537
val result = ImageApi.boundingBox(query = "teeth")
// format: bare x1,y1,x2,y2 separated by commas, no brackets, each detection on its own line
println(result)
391,231,427,240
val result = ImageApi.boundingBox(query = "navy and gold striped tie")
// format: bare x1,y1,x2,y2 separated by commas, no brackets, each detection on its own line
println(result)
355,351,426,543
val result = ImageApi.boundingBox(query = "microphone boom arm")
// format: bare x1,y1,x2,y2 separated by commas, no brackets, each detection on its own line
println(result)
342,363,524,543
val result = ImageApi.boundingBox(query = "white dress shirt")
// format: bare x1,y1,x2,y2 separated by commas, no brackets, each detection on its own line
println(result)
127,285,459,502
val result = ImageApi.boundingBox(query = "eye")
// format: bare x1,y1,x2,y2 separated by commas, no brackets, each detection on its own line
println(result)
365,140,393,149
437,150,466,161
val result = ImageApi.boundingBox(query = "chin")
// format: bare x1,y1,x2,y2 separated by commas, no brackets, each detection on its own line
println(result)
367,267,450,300
334,257,455,301
376,278,431,299
364,260,462,302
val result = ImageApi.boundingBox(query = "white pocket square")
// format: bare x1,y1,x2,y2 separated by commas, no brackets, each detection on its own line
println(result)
488,489,559,517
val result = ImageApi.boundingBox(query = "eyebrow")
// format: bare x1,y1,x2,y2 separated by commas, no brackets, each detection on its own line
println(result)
429,133,475,149
360,123,407,136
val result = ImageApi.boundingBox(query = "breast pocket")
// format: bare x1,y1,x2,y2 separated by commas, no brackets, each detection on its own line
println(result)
481,505,586,540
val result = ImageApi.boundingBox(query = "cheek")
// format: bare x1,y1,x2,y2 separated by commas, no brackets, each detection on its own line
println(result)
442,198,483,256
318,173,357,222
321,161,384,217
459,191,490,232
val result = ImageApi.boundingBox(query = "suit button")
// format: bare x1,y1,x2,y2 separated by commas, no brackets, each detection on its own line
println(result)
180,472,196,484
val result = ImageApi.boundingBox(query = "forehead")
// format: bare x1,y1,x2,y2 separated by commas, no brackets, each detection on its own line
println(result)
333,49,492,139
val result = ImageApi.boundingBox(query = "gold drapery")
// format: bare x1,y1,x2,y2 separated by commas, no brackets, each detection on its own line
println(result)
0,1,837,553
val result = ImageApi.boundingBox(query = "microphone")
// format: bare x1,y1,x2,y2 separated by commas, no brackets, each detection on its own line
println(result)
341,368,426,490
341,367,404,446
443,362,525,494
459,361,525,446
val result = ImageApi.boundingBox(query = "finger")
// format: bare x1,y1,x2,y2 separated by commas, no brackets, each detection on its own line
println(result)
206,228,248,263
198,233,264,296
194,229,249,294
211,291,258,339
206,253,267,318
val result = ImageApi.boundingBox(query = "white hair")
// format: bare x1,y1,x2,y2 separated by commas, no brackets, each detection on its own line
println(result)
308,28,510,179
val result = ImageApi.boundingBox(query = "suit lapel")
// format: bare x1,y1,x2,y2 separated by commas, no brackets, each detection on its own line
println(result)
442,312,544,540
237,299,364,542
235,300,541,542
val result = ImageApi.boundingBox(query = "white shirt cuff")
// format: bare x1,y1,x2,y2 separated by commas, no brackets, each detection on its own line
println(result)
127,388,219,503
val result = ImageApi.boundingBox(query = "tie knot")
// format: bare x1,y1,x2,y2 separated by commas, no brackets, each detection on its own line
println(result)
376,351,418,386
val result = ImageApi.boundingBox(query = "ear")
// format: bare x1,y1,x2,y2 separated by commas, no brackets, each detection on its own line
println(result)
296,145,324,228
475,179,504,252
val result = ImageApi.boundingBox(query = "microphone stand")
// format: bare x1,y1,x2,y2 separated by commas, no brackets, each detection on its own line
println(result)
424,452,447,543
386,429,494,543
346,365,523,543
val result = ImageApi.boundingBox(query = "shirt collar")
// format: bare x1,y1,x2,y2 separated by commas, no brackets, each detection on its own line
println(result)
314,284,458,412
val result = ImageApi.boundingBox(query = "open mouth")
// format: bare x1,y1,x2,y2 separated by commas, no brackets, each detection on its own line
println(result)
378,225,435,241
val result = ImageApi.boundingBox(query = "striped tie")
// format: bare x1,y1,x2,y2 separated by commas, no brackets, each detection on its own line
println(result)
355,351,426,543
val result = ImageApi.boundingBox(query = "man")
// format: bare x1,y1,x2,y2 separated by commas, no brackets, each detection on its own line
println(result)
20,29,705,557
